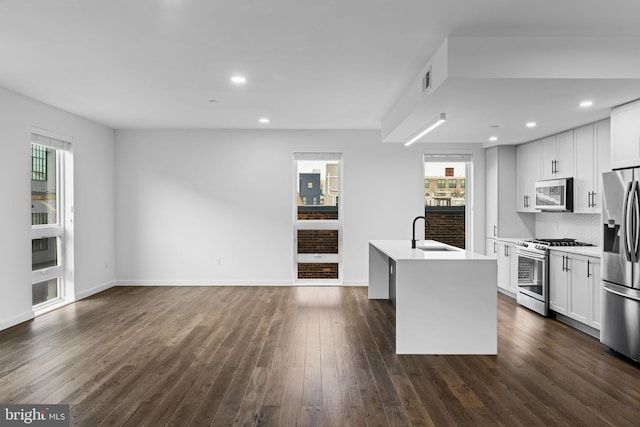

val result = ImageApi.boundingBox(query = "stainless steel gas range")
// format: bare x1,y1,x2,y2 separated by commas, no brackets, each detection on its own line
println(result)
515,238,593,316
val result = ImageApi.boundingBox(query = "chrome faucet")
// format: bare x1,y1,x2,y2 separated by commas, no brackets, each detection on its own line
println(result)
411,215,431,249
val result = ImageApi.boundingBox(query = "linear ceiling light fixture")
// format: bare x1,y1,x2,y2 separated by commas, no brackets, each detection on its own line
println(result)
404,113,447,147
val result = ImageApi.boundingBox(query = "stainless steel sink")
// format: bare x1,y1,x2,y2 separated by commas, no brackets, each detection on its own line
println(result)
417,246,456,251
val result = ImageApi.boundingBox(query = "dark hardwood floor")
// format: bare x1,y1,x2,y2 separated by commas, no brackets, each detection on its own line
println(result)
1,286,640,426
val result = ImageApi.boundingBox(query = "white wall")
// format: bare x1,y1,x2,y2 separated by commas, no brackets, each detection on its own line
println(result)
115,130,486,285
0,86,116,331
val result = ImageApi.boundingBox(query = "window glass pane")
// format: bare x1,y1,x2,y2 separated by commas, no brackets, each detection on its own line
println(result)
297,229,339,254
32,237,58,271
32,278,58,305
424,161,466,249
297,263,338,279
31,144,57,225
297,160,340,220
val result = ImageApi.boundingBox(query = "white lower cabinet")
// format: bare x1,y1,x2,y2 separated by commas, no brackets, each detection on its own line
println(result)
549,252,568,315
589,259,602,329
485,238,497,259
497,241,517,295
549,251,601,330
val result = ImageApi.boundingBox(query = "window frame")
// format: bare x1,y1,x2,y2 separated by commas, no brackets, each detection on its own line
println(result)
30,130,74,315
292,153,343,284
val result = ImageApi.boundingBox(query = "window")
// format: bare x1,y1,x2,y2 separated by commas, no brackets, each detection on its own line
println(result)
294,153,342,282
424,155,472,249
424,179,430,187
30,131,72,313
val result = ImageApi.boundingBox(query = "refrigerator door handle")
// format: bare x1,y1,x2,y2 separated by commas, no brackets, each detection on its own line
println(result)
633,181,640,263
623,182,633,262
604,284,640,302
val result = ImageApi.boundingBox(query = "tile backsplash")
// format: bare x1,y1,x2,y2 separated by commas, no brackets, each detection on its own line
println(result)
535,213,601,246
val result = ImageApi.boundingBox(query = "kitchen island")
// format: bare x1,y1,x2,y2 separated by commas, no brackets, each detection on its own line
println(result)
369,240,497,355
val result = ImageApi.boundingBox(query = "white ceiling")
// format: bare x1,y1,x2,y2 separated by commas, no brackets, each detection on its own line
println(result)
1,0,640,144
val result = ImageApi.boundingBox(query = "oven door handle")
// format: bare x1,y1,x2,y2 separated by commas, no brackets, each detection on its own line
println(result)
517,251,546,260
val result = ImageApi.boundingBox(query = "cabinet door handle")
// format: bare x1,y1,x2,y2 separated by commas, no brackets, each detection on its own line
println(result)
587,259,591,277
493,225,497,237
493,241,497,254
504,245,508,257
524,195,529,208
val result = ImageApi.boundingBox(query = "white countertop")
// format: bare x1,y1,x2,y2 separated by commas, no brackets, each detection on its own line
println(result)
548,245,601,257
369,240,494,261
491,237,601,258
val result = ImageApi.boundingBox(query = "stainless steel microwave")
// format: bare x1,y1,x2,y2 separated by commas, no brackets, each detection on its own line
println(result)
534,178,573,212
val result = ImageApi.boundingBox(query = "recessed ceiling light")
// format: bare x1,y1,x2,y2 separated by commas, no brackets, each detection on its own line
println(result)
230,75,246,85
209,99,218,103
489,136,498,142
580,100,594,108
259,117,270,124
490,125,500,128
526,122,537,128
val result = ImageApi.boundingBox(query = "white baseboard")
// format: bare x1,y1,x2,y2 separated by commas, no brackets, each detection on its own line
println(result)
115,280,295,287
74,280,115,300
115,279,369,287
341,280,368,287
0,310,34,332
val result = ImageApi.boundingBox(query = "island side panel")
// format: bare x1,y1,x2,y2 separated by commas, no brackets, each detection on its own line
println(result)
395,259,497,355
368,243,390,299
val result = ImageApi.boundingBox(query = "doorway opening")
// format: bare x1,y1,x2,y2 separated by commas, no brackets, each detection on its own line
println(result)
423,154,472,249
293,153,342,283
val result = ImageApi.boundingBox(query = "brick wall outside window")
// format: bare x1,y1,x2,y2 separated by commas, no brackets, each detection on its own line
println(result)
297,206,339,279
424,206,465,249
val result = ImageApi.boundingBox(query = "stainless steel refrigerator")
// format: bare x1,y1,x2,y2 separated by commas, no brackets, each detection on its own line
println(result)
601,168,640,361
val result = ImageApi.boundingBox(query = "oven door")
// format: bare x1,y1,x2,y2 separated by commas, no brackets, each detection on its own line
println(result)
517,250,547,302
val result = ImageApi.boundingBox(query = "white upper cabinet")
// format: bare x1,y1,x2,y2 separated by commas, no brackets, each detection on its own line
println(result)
574,120,611,213
486,146,534,237
574,124,595,212
516,141,541,212
611,99,640,170
486,147,498,238
541,130,574,180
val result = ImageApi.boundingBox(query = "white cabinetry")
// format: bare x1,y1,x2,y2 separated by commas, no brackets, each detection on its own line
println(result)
485,238,497,259
589,258,602,329
497,241,518,296
549,251,601,330
541,130,574,180
516,141,541,212
574,120,611,213
549,252,568,315
611,99,640,169
486,146,534,237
